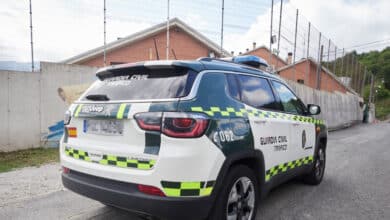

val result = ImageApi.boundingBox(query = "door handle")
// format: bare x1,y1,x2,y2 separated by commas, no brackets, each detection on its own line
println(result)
292,123,300,126
255,120,267,124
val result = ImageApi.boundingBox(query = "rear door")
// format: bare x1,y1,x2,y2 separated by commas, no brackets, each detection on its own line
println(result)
64,68,197,169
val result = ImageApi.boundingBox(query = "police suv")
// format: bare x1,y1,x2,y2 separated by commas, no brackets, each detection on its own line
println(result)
61,55,327,220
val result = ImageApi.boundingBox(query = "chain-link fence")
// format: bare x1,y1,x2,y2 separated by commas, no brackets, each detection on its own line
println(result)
0,0,376,98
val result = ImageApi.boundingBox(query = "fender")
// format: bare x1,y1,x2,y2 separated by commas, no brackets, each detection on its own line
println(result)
210,149,266,199
314,124,328,163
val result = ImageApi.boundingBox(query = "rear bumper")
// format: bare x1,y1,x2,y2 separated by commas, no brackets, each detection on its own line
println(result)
62,170,214,219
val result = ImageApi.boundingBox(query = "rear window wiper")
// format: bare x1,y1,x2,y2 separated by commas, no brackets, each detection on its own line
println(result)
85,94,110,101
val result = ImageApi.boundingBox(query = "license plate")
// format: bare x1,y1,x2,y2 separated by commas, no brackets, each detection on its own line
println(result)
84,119,124,136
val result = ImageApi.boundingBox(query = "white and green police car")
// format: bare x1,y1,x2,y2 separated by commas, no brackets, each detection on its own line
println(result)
61,55,327,220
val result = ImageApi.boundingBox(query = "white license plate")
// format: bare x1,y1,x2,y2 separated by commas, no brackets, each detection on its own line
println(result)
84,119,124,136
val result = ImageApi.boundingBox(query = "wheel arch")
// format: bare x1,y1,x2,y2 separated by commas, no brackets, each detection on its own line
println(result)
212,149,265,199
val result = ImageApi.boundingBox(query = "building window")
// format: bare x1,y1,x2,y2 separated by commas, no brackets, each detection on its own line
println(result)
297,79,304,84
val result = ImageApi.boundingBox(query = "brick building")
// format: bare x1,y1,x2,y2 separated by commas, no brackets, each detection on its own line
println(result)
277,58,353,94
243,45,351,94
63,19,353,94
244,45,287,70
63,18,229,67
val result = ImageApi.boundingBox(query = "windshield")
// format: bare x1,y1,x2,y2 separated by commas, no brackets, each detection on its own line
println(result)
81,69,197,101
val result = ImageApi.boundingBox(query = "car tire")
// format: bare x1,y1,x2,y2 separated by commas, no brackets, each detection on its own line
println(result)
303,146,326,185
208,165,259,220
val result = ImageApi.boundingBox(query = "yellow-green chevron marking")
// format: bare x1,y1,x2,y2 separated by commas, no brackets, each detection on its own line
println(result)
265,156,314,181
191,106,324,125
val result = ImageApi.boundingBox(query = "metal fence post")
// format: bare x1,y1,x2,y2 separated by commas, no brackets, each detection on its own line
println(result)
327,39,330,69
368,74,374,104
316,45,323,90
220,0,225,57
341,48,345,75
293,9,298,81
29,0,34,72
275,0,283,70
269,0,274,68
305,22,311,85
350,54,354,88
361,67,367,97
333,46,337,74
166,0,170,60
103,0,107,66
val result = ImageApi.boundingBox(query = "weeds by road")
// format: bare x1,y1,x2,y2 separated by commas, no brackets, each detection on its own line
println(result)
0,148,59,173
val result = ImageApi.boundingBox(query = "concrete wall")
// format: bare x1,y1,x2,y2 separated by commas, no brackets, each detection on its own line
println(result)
0,62,97,152
286,80,363,130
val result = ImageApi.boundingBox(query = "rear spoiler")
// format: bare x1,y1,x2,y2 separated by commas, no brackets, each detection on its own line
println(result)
96,60,204,80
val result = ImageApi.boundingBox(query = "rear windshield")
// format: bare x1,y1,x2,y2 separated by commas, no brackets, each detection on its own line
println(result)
81,69,197,101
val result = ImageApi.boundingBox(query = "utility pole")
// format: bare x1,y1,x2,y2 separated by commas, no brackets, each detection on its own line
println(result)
305,22,311,85
166,0,170,60
275,0,283,70
220,0,225,57
293,9,298,81
103,0,107,66
29,0,34,72
316,45,323,90
269,0,274,69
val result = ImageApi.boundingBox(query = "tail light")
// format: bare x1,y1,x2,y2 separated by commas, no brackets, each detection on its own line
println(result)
134,112,162,131
62,166,70,174
163,112,209,138
134,112,209,138
138,184,166,197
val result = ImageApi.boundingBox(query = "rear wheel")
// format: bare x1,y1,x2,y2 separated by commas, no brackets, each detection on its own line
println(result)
209,165,259,220
303,146,326,185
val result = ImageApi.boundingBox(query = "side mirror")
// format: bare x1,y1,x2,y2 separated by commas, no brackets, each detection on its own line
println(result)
307,104,321,115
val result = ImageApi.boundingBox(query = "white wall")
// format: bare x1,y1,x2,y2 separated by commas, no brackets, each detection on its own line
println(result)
286,80,363,130
0,62,97,152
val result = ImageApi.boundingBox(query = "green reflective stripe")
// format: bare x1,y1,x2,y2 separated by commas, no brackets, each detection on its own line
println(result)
161,181,215,197
200,187,213,196
191,107,204,112
74,104,83,117
116,104,127,119
190,106,325,125
64,147,155,170
265,156,314,181
64,147,90,161
164,188,181,197
181,182,201,189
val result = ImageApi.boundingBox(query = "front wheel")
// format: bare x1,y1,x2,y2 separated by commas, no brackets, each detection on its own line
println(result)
209,165,259,220
303,146,326,185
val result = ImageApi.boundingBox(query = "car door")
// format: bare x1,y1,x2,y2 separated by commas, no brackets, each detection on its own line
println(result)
229,74,291,180
271,81,315,163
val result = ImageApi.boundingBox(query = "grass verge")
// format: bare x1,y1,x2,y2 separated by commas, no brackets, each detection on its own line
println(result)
0,147,59,173
375,98,390,120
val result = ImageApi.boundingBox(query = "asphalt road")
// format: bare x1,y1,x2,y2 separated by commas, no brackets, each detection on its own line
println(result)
1,122,389,220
